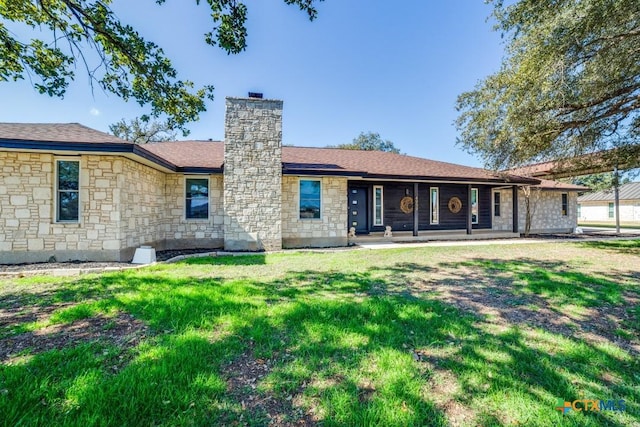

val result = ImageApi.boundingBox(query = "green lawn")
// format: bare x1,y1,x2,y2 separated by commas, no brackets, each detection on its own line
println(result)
1,241,639,426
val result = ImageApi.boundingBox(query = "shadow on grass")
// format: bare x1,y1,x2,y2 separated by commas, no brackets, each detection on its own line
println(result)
0,255,638,426
439,258,624,307
180,254,267,266
433,258,639,354
579,239,640,255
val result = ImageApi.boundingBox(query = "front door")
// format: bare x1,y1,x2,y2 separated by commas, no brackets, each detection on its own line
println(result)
348,187,368,233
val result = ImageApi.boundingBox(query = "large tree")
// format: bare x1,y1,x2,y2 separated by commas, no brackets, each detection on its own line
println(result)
456,0,640,171
0,0,322,132
571,171,634,192
109,117,177,143
333,131,401,153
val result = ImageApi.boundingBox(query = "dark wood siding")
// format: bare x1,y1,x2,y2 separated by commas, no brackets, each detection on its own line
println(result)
380,183,415,232
419,185,466,230
418,184,494,230
476,185,493,229
348,181,498,232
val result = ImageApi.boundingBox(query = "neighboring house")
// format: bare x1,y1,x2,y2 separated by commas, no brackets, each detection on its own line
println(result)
577,182,640,222
0,96,586,264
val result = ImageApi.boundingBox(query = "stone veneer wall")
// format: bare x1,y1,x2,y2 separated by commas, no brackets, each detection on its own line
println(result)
491,188,514,231
164,174,224,249
491,188,578,233
118,158,166,258
0,151,230,263
518,190,577,233
223,97,283,251
0,152,131,262
281,176,348,248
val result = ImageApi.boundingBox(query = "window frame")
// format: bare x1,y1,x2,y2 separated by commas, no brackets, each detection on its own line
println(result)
184,176,210,220
471,187,479,224
430,187,439,224
373,185,384,226
55,158,81,223
561,193,568,216
493,191,501,217
299,178,322,220
608,202,614,219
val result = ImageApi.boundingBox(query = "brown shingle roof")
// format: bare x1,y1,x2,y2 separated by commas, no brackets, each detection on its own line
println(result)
506,147,640,179
143,140,224,168
144,141,536,183
0,123,571,186
282,147,535,183
0,123,128,144
533,179,589,191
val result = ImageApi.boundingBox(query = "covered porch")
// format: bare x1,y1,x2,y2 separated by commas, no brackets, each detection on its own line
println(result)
347,180,520,237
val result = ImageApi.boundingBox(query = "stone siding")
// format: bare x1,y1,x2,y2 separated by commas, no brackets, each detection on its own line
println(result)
282,176,348,248
164,174,224,249
0,152,127,262
491,189,514,231
223,97,283,251
0,150,231,263
517,190,577,233
118,159,166,255
491,188,578,233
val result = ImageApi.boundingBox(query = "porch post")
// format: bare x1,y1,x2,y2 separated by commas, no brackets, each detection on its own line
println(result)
467,184,473,234
512,186,519,233
413,183,419,236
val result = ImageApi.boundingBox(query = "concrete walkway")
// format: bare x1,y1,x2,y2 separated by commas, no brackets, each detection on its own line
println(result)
579,226,640,234
354,234,640,250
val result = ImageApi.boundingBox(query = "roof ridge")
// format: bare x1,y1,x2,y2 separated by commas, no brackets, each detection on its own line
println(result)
149,139,224,144
284,145,493,169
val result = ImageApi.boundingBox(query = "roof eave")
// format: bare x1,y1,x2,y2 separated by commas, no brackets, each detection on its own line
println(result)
281,169,540,184
178,166,224,174
1,139,178,172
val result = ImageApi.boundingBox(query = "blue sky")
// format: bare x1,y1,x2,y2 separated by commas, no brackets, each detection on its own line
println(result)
0,1,507,167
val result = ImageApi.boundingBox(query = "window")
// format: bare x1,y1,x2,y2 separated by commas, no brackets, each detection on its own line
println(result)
471,188,478,224
300,179,321,219
561,193,568,216
577,203,581,218
56,159,80,222
494,191,501,217
608,202,614,219
185,178,209,219
430,187,439,224
373,185,383,226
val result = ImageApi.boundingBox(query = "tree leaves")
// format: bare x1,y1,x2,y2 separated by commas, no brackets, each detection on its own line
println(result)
331,131,401,153
0,0,323,132
109,117,178,143
456,0,640,171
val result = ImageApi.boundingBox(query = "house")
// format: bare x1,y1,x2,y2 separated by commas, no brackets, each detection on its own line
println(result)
577,182,640,223
0,95,586,264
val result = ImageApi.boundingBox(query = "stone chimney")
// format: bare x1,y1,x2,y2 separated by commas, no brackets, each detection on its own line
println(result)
223,96,283,251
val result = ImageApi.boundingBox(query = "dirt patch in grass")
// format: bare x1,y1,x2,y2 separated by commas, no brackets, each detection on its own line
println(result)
0,312,148,363
0,300,76,330
401,269,640,356
414,349,475,427
0,261,130,273
224,349,317,426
